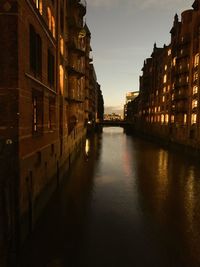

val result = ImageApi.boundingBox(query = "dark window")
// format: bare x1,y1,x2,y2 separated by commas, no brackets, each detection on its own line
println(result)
30,25,42,77
48,50,55,87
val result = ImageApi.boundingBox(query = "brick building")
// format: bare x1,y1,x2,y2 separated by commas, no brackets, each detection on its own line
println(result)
137,0,200,150
0,0,103,265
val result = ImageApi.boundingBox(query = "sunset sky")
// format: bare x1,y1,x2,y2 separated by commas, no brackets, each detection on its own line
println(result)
86,0,192,114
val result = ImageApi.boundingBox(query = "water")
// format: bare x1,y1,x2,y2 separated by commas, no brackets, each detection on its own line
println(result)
20,127,200,267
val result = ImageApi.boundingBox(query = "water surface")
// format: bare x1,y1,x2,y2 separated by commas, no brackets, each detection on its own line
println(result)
21,127,200,267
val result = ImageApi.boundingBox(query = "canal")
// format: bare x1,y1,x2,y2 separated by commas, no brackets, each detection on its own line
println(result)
20,127,200,267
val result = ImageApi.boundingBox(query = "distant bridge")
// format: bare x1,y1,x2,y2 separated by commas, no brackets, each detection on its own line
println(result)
97,120,132,127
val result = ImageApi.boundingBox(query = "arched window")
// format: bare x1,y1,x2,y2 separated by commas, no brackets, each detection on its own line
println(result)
59,65,64,94
52,16,55,37
47,7,52,30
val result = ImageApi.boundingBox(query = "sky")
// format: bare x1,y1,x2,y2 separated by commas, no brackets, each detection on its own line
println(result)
85,0,192,115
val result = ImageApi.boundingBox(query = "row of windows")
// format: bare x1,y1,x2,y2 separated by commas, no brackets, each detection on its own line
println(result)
145,113,198,125
29,25,55,88
33,0,55,38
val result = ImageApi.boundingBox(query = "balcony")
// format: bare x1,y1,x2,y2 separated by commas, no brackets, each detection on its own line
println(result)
68,39,85,56
67,64,85,78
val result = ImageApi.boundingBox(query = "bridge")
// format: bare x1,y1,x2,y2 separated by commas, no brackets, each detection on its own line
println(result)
97,120,132,127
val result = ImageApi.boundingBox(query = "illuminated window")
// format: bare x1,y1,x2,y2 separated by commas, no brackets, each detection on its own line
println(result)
163,74,167,84
194,53,199,67
172,94,174,101
184,114,187,125
59,65,64,94
156,90,158,96
193,86,198,94
186,76,189,83
60,36,64,55
191,113,197,124
35,0,43,14
154,107,157,113
47,7,52,30
168,85,170,91
194,72,198,82
192,99,198,109
161,114,164,124
163,87,166,93
158,106,160,112
173,57,176,66
52,16,55,37
164,65,167,71
162,96,165,102
168,49,171,56
165,114,169,124
47,7,55,37
171,115,175,123
180,64,182,70
181,49,183,55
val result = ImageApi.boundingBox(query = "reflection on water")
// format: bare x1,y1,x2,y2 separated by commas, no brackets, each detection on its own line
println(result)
21,127,200,267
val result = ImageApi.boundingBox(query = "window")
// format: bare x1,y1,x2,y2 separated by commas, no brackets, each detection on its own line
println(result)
171,115,175,123
192,99,198,109
184,114,187,125
52,16,55,37
173,57,176,66
165,114,169,124
47,7,55,37
163,74,167,84
193,86,198,95
48,50,55,87
193,72,198,82
34,0,43,14
194,53,199,67
60,37,64,55
161,114,164,124
30,25,42,77
47,7,51,29
168,49,171,56
191,113,197,124
59,65,64,94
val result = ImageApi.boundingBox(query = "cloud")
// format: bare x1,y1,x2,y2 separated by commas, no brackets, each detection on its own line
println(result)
87,0,190,11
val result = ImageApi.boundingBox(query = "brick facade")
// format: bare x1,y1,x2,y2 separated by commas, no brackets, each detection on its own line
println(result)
136,0,200,151
0,0,103,266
